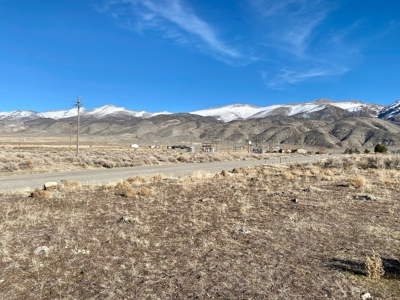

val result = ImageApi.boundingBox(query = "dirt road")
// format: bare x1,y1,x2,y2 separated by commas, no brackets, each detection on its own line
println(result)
0,155,333,192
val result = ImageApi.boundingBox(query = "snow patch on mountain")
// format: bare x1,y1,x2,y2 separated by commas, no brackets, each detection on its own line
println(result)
0,105,171,121
378,100,400,120
190,104,269,122
0,99,387,122
0,110,41,121
191,100,383,121
40,108,87,119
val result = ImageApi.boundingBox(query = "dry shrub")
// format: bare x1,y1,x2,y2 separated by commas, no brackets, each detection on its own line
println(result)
259,168,270,176
232,167,249,175
126,176,147,184
121,186,137,198
116,180,131,189
60,180,82,192
348,175,366,188
61,180,81,187
310,168,320,175
283,171,294,180
177,155,186,162
137,187,152,197
289,163,303,170
214,172,222,179
116,181,137,197
291,169,303,176
26,161,34,169
152,174,164,181
100,184,113,193
365,251,385,279
3,162,19,172
304,170,313,177
30,188,51,198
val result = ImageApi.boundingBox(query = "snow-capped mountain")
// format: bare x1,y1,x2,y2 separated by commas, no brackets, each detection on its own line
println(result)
190,99,383,122
0,105,170,121
190,104,268,122
0,110,42,121
0,99,389,123
84,105,171,119
378,100,400,121
40,108,88,119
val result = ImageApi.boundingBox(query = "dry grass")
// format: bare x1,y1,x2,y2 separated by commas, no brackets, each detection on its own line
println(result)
366,251,385,279
348,175,367,188
0,148,276,175
0,159,400,299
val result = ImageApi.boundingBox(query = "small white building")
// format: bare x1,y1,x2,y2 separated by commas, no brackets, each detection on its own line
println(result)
130,144,139,148
186,147,195,153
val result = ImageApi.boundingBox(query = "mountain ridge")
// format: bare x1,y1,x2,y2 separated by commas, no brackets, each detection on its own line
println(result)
0,99,390,122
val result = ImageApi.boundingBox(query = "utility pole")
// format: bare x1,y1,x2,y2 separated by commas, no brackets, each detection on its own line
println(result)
75,96,83,157
69,123,73,151
313,134,316,154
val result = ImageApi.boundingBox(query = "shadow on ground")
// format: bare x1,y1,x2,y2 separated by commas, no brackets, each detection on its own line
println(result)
329,258,400,278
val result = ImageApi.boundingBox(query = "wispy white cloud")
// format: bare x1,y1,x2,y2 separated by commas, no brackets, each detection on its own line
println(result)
97,0,367,87
248,0,365,89
264,64,349,90
98,0,241,60
251,0,331,57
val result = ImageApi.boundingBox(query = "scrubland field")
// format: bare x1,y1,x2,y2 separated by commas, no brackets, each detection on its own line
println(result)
0,147,276,175
0,155,399,299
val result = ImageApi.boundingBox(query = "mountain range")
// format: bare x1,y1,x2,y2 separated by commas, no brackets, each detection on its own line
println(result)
1,99,400,149
1,98,396,122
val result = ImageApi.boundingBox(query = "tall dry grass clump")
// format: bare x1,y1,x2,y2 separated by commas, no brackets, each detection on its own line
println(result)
30,188,51,198
365,251,385,279
282,171,294,180
348,175,366,188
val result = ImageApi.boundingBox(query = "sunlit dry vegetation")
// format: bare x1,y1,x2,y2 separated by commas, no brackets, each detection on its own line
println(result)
0,148,274,175
0,155,399,299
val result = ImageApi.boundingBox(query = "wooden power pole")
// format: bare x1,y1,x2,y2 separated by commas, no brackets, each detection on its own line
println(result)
75,96,82,157
69,123,73,151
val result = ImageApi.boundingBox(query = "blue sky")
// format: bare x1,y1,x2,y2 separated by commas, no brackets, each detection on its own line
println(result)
1,0,399,112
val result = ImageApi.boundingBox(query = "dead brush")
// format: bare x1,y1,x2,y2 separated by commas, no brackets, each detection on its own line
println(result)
137,187,152,197
365,251,385,279
290,169,303,176
258,168,271,177
117,181,137,198
30,188,51,198
177,155,186,162
310,168,321,175
151,174,164,181
289,163,303,170
26,160,34,169
232,167,249,175
60,180,82,192
282,171,294,180
348,175,366,188
126,175,147,184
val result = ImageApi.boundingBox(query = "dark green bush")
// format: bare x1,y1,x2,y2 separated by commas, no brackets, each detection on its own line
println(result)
374,144,388,153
